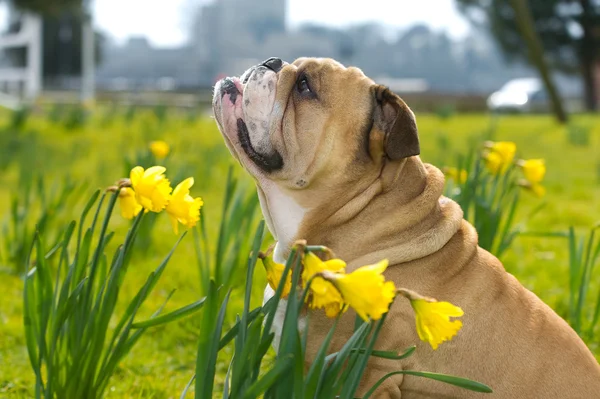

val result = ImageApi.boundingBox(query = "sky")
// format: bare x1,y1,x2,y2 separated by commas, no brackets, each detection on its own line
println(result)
92,0,472,47
0,1,471,47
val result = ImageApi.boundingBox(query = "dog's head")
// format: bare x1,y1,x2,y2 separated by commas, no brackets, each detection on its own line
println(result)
213,57,420,259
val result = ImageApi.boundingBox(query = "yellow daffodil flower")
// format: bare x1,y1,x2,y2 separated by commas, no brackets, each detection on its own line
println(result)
517,179,546,198
443,166,468,184
325,259,396,321
530,183,546,197
261,255,291,298
483,141,516,175
399,289,463,350
149,140,170,159
309,277,345,316
483,151,503,174
165,177,203,234
302,252,346,286
518,159,546,184
118,187,142,220
323,302,346,318
130,166,173,212
302,252,347,317
411,299,463,350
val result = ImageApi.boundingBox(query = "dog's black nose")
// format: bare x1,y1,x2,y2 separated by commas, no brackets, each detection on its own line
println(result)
261,57,283,73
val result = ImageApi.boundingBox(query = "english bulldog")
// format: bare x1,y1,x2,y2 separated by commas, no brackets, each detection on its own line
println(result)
211,57,600,398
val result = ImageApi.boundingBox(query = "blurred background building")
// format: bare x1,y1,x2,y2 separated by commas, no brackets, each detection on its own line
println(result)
0,0,597,113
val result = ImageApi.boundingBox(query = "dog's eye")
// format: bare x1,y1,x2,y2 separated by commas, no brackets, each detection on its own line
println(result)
296,74,311,95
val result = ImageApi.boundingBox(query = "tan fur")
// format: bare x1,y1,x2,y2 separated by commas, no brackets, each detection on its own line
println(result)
213,57,600,398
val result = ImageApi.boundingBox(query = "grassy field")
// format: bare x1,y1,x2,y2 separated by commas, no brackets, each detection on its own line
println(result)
0,106,599,398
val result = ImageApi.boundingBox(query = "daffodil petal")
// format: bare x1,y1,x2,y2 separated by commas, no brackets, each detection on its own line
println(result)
329,260,395,321
411,299,463,350
130,166,144,186
431,301,464,317
323,258,346,272
173,177,194,198
144,166,167,178
118,187,142,220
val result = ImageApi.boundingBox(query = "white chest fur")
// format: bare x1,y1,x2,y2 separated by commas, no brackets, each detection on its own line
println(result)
256,182,308,351
258,182,307,260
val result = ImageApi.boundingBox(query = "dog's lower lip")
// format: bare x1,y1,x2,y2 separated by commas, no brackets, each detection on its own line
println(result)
237,118,283,173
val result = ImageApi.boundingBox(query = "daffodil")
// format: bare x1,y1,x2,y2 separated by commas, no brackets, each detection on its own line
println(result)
149,140,170,159
302,252,347,316
517,159,546,184
517,179,546,198
324,259,396,321
483,141,516,175
323,302,346,318
118,187,142,220
399,289,463,350
165,177,203,234
261,255,291,298
308,277,345,316
443,167,467,184
483,151,503,175
130,166,173,212
302,252,346,286
530,183,546,197
412,300,463,350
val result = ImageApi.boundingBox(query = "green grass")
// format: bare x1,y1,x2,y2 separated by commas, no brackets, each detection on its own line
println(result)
0,108,599,397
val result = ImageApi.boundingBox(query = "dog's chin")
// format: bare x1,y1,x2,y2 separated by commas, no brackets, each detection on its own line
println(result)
213,77,284,175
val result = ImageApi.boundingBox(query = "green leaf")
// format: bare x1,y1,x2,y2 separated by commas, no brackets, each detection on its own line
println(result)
273,250,303,398
218,308,262,350
75,189,100,254
132,296,207,329
92,227,184,395
349,346,416,360
341,313,390,397
240,220,266,346
230,313,265,397
316,321,371,398
305,318,339,398
23,230,42,389
363,370,493,397
180,374,195,399
242,355,294,399
195,284,231,399
214,167,236,286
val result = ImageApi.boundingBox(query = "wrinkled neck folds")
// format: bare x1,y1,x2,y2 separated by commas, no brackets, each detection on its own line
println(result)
300,160,464,269
256,158,464,270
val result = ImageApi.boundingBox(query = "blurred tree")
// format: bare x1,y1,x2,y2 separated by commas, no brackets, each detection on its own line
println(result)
9,0,81,15
508,0,568,122
457,0,600,111
4,0,103,80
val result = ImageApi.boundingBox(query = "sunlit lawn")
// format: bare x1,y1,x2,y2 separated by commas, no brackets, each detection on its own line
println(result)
0,107,599,398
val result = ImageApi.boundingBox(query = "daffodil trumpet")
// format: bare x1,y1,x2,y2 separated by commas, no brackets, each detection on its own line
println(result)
397,288,464,350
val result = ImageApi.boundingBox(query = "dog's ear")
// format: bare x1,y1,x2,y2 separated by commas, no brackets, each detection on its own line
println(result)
370,85,420,161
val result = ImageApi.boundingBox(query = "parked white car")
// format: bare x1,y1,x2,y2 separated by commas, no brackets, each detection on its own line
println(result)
487,78,546,113
487,77,584,113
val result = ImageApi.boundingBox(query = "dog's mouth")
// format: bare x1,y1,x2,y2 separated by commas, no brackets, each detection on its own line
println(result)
213,73,283,174
236,117,283,173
